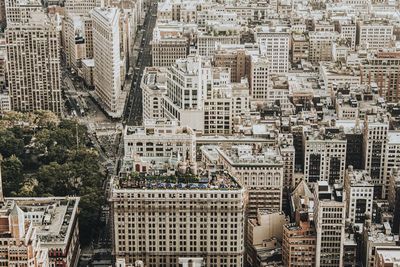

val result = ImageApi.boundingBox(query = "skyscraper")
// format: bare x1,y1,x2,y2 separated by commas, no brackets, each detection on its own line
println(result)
4,0,42,24
314,181,346,267
92,7,122,115
5,12,62,115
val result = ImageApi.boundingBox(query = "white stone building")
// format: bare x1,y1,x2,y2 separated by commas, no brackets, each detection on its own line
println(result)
357,20,393,50
363,115,389,198
123,119,196,171
344,167,374,224
303,129,347,184
255,26,290,74
141,67,167,120
314,182,346,267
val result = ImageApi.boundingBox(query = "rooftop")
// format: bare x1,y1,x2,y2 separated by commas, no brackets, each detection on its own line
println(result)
124,119,194,137
388,131,400,144
367,223,399,243
92,7,119,23
218,145,283,166
5,197,79,246
115,170,241,191
346,169,373,187
376,247,400,264
305,127,347,141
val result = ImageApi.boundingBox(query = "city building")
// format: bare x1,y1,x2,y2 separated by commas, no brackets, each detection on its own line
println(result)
10,197,81,267
0,35,6,92
388,167,400,234
0,0,5,26
218,145,284,216
303,128,347,184
336,21,357,50
314,181,346,267
360,51,400,102
63,14,93,71
6,11,62,115
255,26,290,74
247,209,286,267
362,222,400,267
92,7,122,117
336,120,364,169
197,22,240,57
142,67,167,120
308,31,338,63
363,114,389,198
0,142,81,267
375,247,400,267
4,0,42,24
151,23,189,67
163,55,205,132
123,119,196,171
291,33,309,63
319,62,361,94
64,0,100,15
357,20,394,50
81,59,95,88
0,203,49,267
249,54,270,100
213,45,248,83
282,219,316,267
110,169,247,267
344,167,374,224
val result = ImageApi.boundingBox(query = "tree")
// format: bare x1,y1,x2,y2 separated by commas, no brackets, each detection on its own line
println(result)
0,113,106,246
79,187,105,245
2,155,25,196
34,162,72,196
0,130,25,158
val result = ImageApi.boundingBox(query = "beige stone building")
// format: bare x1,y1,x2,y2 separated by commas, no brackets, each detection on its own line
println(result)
92,7,122,114
303,128,347,184
247,209,287,267
4,0,42,24
6,12,62,115
357,20,393,50
151,24,189,67
249,54,270,100
110,171,247,267
213,45,248,83
308,31,338,63
218,145,284,217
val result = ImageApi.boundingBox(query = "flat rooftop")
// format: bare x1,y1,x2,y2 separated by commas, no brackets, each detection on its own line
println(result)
218,145,283,166
347,170,373,186
388,131,400,144
5,197,79,246
376,248,400,263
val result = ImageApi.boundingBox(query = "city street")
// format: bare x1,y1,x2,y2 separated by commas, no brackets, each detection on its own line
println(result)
123,2,158,125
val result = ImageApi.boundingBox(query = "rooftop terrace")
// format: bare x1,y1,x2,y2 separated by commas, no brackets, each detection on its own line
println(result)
115,170,241,190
